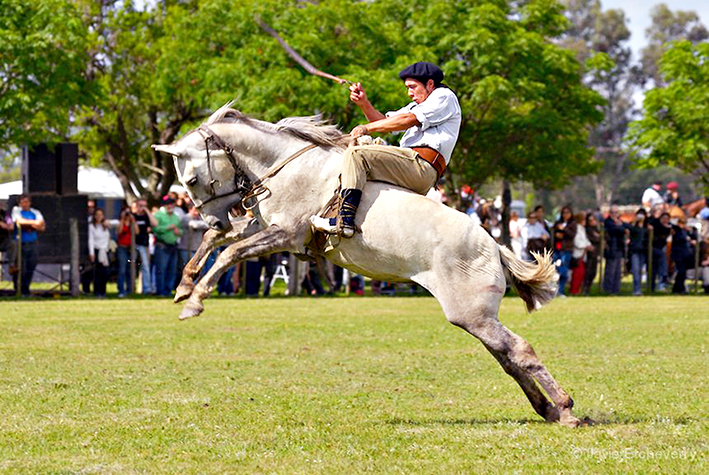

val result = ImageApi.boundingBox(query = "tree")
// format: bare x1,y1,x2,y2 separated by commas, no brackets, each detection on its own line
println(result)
559,0,636,208
628,40,709,191
638,3,708,88
0,0,96,153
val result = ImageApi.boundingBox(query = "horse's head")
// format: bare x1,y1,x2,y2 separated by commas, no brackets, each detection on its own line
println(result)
153,123,251,232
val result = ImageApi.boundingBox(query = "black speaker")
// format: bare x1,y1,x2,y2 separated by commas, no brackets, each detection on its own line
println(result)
22,144,57,194
8,194,89,264
22,143,79,195
56,143,78,195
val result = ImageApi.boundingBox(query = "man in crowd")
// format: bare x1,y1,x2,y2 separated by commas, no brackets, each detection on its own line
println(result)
153,196,181,297
11,195,46,296
602,205,630,295
663,181,683,207
131,198,157,295
641,181,665,210
311,61,462,238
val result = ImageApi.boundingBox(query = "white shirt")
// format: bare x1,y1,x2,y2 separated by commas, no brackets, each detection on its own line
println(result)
386,87,462,163
641,187,664,208
520,221,549,251
573,226,591,259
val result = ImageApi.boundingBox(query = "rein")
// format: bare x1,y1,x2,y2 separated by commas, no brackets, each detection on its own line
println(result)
194,124,317,212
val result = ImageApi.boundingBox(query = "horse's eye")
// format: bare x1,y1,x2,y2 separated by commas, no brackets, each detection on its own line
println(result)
187,177,198,187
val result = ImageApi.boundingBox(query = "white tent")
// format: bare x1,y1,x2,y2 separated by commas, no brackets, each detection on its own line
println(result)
0,166,185,200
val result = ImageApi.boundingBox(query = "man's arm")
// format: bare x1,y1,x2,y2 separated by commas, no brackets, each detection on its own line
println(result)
349,83,385,122
352,113,419,139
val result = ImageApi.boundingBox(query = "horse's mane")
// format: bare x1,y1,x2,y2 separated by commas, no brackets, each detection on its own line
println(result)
206,102,347,150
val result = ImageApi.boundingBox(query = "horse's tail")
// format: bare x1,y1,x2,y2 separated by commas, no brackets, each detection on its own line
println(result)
498,245,558,312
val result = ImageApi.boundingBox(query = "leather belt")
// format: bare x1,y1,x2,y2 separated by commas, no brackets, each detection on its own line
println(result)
412,147,446,179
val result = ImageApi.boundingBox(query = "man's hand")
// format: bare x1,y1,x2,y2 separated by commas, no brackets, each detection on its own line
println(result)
349,82,367,105
350,125,368,139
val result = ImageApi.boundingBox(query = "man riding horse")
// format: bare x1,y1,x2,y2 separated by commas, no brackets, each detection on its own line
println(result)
310,61,462,238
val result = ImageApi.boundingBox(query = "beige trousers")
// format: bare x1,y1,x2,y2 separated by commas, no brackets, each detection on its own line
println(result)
341,145,438,195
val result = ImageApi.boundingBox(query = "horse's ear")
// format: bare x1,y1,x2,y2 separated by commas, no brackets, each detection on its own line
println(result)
152,143,182,156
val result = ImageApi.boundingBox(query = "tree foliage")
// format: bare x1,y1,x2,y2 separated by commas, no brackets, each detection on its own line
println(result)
628,40,709,191
638,3,708,87
1,0,604,202
0,0,96,151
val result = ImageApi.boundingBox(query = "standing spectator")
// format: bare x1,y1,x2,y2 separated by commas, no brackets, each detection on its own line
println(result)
642,181,665,210
153,197,182,297
131,199,157,294
178,204,209,280
0,207,16,275
569,212,592,295
520,211,549,261
116,208,138,297
11,195,46,296
88,208,113,297
509,211,523,259
582,213,601,295
552,206,577,296
603,205,630,295
648,211,672,291
663,181,683,207
628,209,650,296
533,205,552,232
670,217,696,295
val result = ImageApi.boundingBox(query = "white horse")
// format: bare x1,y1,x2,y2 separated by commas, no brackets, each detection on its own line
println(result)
153,104,580,427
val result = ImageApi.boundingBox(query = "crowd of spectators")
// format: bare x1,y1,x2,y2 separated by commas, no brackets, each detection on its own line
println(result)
451,180,708,297
1,179,707,298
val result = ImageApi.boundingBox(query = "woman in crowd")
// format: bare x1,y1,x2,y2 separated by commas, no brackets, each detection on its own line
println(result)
552,206,577,296
569,212,592,295
520,210,549,261
116,208,138,298
628,208,650,296
88,208,115,297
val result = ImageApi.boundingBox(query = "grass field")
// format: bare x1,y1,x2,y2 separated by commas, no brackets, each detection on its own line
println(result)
0,294,707,474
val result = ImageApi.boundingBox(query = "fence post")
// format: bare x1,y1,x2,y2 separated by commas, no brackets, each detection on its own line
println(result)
15,225,22,297
695,234,701,294
647,226,654,294
70,218,80,297
598,226,605,291
130,223,137,295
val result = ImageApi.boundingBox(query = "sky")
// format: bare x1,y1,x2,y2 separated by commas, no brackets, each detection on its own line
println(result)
602,0,709,61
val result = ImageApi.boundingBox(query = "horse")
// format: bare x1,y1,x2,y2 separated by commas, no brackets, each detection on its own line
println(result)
152,104,581,427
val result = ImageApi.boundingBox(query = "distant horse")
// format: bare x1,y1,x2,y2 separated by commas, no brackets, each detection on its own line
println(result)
153,104,580,427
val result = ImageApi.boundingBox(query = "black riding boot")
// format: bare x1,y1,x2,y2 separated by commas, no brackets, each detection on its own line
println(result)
309,188,362,238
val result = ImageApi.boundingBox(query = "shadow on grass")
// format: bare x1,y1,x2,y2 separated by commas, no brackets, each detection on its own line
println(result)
387,413,702,428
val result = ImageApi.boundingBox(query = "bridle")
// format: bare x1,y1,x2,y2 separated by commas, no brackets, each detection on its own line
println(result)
191,124,317,213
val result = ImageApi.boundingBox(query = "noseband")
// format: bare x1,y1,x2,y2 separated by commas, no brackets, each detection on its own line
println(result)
192,124,317,213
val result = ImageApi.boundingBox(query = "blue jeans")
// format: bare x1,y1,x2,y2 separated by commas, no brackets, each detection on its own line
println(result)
116,246,132,296
136,245,154,294
630,253,646,294
556,250,572,295
154,242,178,297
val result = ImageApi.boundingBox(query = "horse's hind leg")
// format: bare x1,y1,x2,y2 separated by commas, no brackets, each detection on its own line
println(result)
436,285,579,427
470,316,579,427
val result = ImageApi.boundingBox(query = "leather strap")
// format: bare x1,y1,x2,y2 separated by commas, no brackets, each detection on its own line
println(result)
412,147,446,179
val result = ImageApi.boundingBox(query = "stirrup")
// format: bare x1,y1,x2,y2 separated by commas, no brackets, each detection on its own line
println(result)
309,215,355,238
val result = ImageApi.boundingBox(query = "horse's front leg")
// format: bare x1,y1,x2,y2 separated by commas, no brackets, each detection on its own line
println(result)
179,225,292,320
174,216,261,303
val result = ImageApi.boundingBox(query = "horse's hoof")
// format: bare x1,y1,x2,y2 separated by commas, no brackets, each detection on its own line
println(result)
545,406,581,428
174,283,194,303
179,302,204,320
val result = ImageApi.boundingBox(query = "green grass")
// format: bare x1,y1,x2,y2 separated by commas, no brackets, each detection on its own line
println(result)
0,295,707,474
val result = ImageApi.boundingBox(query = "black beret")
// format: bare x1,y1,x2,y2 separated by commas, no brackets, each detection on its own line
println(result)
399,62,444,86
